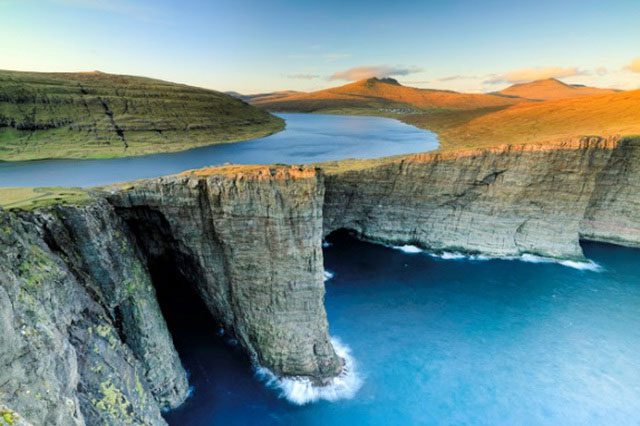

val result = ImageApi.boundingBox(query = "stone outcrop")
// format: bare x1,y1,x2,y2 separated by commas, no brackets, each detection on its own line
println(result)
2,137,640,424
324,136,640,259
108,166,342,381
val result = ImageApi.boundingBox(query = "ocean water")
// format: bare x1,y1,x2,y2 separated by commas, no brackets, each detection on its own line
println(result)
0,113,437,187
161,233,640,425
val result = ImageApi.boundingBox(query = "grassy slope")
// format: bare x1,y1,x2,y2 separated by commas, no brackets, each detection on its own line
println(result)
0,70,284,161
0,187,90,210
406,89,640,150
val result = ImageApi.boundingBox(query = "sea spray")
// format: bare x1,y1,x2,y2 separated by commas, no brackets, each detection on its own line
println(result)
324,270,335,282
255,337,362,405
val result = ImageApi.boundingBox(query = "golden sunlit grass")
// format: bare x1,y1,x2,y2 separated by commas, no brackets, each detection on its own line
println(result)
419,89,640,150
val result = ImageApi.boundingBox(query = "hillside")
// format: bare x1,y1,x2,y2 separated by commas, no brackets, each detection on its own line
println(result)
251,77,526,112
405,89,640,149
0,70,284,161
497,78,618,100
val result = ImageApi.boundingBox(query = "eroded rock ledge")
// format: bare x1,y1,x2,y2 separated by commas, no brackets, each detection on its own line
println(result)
1,136,640,424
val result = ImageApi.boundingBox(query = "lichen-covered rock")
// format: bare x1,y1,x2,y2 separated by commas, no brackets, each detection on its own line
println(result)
109,165,342,381
0,203,188,426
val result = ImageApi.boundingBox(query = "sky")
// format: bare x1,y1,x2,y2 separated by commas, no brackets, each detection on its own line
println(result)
1,0,639,94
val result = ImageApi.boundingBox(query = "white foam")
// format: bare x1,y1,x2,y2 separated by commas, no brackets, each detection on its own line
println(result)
255,337,362,405
389,243,601,271
323,270,335,282
519,253,602,271
322,241,332,248
392,244,423,254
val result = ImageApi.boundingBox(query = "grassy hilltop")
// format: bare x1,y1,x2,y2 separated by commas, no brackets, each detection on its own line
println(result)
0,70,284,161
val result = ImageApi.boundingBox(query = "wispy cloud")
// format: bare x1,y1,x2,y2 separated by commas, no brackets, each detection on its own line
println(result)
485,66,587,84
625,58,640,73
329,65,423,81
286,73,320,80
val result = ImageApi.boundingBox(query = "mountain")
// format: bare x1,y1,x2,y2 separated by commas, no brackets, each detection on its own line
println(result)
497,78,618,100
251,77,527,112
0,70,284,161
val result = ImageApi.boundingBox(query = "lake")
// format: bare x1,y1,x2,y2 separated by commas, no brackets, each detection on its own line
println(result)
0,113,437,187
162,232,640,425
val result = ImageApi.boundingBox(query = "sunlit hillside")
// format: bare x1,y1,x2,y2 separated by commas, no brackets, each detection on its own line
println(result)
251,77,527,112
497,78,618,100
405,89,640,149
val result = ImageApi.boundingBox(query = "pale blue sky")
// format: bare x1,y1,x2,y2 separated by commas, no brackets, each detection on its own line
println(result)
1,0,639,93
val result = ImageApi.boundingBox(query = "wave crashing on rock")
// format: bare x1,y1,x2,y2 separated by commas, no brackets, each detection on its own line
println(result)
255,337,362,405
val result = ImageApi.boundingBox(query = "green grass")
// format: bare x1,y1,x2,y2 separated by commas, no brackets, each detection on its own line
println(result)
0,70,284,161
0,187,90,210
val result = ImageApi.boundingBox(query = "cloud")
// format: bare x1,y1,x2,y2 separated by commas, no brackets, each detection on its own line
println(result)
625,58,640,73
595,66,608,76
287,74,320,80
485,66,586,84
329,65,423,81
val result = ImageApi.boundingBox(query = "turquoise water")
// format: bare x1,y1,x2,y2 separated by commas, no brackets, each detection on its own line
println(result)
161,233,640,425
0,113,437,187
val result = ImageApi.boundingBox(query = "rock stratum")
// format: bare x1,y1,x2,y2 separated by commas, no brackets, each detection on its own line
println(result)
1,136,640,424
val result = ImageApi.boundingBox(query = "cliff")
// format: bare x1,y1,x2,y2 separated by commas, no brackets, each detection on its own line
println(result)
0,201,188,425
324,136,640,258
107,166,342,381
2,137,640,424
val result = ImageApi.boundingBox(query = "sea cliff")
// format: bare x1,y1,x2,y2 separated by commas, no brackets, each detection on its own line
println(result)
1,136,640,424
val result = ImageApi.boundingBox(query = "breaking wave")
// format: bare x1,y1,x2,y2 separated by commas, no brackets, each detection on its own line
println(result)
323,270,335,282
255,337,362,405
391,244,601,271
392,244,423,253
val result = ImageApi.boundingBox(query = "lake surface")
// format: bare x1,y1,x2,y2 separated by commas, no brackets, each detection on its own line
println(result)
0,113,437,187
161,233,640,425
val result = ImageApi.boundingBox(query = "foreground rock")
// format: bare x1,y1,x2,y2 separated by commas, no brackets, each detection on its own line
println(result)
1,137,640,424
0,202,188,425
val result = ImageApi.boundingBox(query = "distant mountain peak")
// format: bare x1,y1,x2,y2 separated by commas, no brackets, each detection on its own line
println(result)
499,78,616,100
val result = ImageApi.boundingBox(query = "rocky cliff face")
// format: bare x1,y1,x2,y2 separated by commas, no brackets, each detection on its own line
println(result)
2,137,640,424
108,166,341,381
0,201,188,426
324,136,640,259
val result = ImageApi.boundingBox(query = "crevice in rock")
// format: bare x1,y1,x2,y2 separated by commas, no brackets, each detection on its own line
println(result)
98,96,127,148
